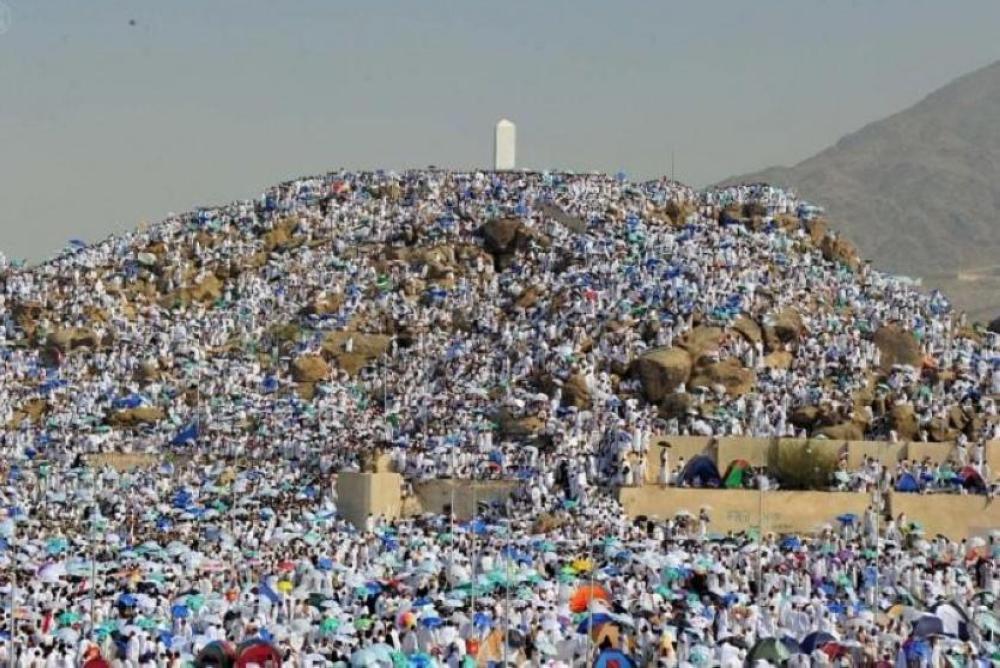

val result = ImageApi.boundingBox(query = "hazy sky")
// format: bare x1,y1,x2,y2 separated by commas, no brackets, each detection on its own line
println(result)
2,1,999,262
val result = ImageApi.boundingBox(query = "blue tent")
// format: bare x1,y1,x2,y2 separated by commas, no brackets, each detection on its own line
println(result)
895,472,921,493
679,455,721,487
171,423,199,445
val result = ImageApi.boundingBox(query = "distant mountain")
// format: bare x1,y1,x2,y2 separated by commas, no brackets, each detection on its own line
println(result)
723,60,1000,322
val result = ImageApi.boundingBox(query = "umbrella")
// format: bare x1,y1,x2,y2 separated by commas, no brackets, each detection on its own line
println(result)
54,627,79,644
569,584,611,613
912,615,945,638
749,638,792,664
351,648,390,667
57,611,81,626
593,648,635,668
975,611,1000,635
800,631,836,654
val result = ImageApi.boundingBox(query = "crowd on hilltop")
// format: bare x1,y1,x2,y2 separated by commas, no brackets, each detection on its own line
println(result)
0,169,997,665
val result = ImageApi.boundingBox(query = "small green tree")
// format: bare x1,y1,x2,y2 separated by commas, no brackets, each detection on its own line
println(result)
768,439,840,490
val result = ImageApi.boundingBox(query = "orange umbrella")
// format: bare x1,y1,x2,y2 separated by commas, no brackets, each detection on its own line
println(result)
570,584,611,613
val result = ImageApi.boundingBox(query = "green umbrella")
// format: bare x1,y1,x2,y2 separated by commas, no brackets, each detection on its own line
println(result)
57,611,81,626
748,638,791,664
135,617,157,630
320,617,340,634
354,617,373,631
976,611,1000,635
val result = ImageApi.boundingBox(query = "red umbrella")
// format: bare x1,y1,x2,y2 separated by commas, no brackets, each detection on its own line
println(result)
570,584,611,613
277,560,295,572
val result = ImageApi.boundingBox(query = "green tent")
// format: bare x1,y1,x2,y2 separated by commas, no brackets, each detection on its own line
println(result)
722,459,751,489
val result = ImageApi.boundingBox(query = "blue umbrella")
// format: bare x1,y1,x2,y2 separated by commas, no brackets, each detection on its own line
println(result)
419,617,443,629
836,513,858,525
800,631,836,654
576,612,614,634
779,536,802,551
170,604,190,619
594,648,636,668
118,594,138,608
317,558,334,571
472,612,492,630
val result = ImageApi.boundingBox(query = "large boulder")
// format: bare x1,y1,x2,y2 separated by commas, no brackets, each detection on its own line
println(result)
292,355,329,383
732,315,762,345
561,374,591,409
302,293,344,316
136,359,161,383
873,325,923,370
107,407,165,427
678,326,724,362
262,218,299,252
515,285,544,310
927,417,958,443
789,405,820,430
805,218,828,246
948,404,972,432
478,219,549,268
771,309,804,344
188,274,223,303
665,200,697,226
762,351,794,370
773,213,801,233
47,327,101,352
888,403,919,440
479,219,522,255
689,358,755,396
814,421,864,441
322,331,393,376
659,392,695,420
633,348,692,403
820,233,861,271
496,408,545,438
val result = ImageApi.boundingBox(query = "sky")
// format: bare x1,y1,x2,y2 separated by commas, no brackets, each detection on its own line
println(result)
1,1,999,262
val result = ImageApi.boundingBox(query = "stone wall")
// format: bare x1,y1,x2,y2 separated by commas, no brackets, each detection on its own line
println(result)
618,487,872,534
85,453,159,471
411,479,519,520
888,493,1000,540
636,436,997,485
336,472,404,529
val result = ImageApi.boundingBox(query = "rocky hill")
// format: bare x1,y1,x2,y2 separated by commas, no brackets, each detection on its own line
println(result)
0,172,997,480
723,60,1000,322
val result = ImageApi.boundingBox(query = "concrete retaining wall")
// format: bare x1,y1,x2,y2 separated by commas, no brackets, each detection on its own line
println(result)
889,493,1000,540
638,436,995,486
619,487,872,534
336,472,404,529
412,479,519,520
85,453,159,471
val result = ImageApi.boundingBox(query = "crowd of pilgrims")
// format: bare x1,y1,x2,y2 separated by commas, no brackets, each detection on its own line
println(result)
0,169,996,665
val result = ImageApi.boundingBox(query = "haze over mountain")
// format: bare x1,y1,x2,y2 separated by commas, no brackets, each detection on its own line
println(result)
724,59,1000,322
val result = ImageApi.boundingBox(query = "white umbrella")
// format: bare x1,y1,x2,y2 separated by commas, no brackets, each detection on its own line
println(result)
38,562,67,583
